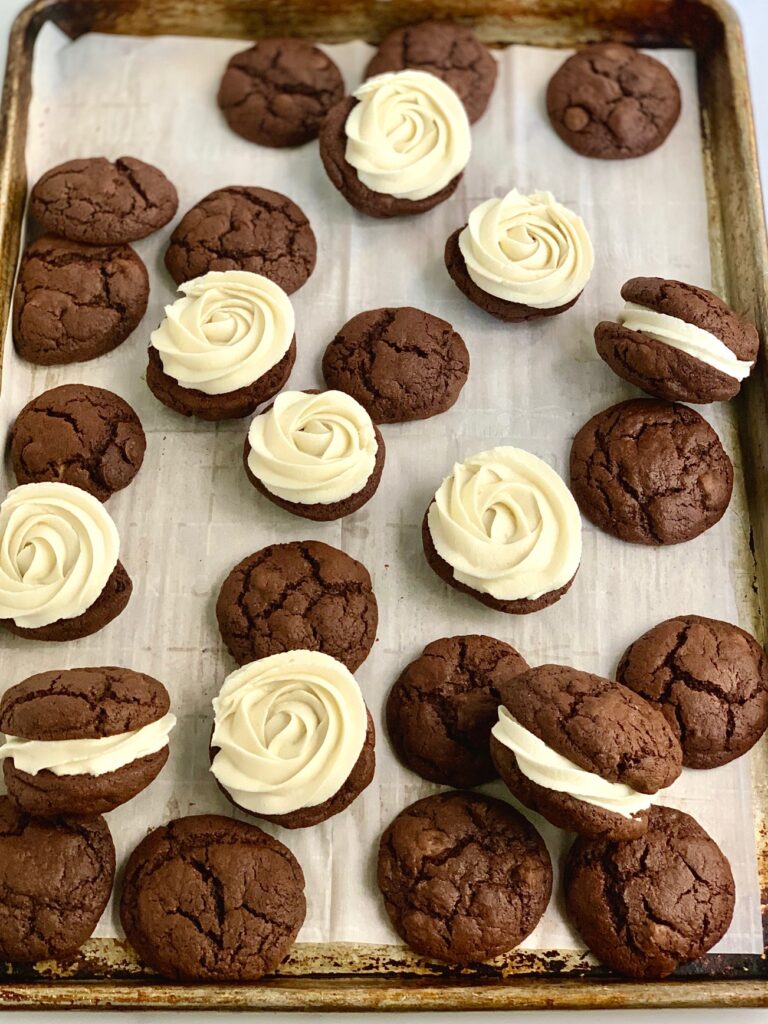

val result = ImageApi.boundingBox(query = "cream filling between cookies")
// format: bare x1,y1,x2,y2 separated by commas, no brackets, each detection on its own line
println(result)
246,390,378,505
620,301,754,381
151,270,295,395
344,70,471,201
210,650,368,816
0,482,120,629
458,189,594,308
427,446,582,601
492,706,653,818
0,713,176,777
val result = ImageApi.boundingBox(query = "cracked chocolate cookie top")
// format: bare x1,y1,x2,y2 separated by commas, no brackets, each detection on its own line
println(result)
386,635,529,787
29,156,178,244
617,615,768,769
378,791,552,964
569,399,733,545
322,307,470,423
164,186,316,291
218,39,344,147
365,21,497,123
546,43,681,159
12,234,149,366
0,796,115,963
216,539,378,671
11,384,146,501
565,804,735,978
120,814,305,981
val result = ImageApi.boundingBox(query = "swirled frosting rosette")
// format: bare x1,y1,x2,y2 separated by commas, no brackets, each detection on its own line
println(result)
150,270,295,395
458,190,593,308
210,650,368,815
345,70,471,200
0,482,119,628
247,390,379,505
427,447,582,601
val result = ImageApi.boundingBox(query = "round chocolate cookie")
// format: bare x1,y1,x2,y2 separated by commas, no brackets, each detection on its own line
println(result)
378,791,552,964
546,43,681,159
565,805,735,978
12,234,149,366
216,540,377,671
386,635,529,787
322,307,470,423
0,796,115,963
0,667,172,817
147,336,296,421
164,186,316,291
569,399,733,546
489,664,683,840
29,156,178,244
319,96,462,219
364,21,497,123
595,277,760,403
218,39,344,147
617,615,768,769
10,384,146,501
120,814,305,981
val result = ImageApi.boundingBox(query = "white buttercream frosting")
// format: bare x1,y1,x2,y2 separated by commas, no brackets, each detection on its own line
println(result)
246,390,378,505
0,713,176,777
458,189,594,308
620,301,754,381
150,270,295,395
0,482,120,629
210,650,368,816
427,446,582,601
492,706,653,818
345,70,471,201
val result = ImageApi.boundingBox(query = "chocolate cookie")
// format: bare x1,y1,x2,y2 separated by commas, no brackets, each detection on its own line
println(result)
10,384,146,501
29,156,178,244
617,615,768,769
569,399,733,545
489,664,682,840
216,540,377,671
120,814,305,981
218,39,344,147
164,186,316,291
595,277,760,403
0,667,173,817
322,307,470,422
378,791,552,964
546,43,681,159
12,235,149,365
565,805,735,978
386,635,529,787
364,21,497,123
0,796,115,963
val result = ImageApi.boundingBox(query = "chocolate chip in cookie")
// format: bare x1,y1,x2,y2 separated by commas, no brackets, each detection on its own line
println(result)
322,307,470,423
218,39,344,147
546,43,681,159
29,156,178,244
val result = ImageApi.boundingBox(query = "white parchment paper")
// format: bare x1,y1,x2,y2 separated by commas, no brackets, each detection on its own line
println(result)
0,23,762,955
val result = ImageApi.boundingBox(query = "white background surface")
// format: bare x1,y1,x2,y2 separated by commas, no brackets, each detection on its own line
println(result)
1,0,767,1020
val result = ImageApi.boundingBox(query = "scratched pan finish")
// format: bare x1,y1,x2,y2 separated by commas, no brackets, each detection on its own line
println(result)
0,0,767,1011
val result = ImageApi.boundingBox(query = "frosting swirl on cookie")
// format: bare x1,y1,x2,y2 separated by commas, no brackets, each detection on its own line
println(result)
151,270,294,395
247,390,378,505
0,482,120,629
210,650,368,815
458,190,593,308
492,706,653,818
345,70,471,201
427,447,581,601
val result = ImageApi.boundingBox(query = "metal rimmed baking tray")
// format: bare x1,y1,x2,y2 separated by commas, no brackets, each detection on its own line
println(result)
0,0,767,1011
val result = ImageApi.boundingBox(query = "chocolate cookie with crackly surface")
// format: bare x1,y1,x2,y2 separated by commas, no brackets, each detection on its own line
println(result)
378,791,552,964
